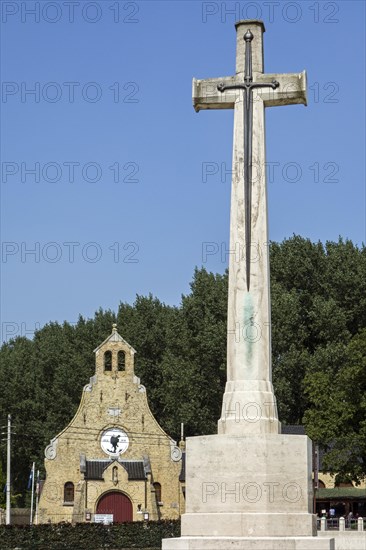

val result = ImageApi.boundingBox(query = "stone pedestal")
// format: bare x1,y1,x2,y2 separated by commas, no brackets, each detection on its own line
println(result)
163,434,334,549
163,536,334,549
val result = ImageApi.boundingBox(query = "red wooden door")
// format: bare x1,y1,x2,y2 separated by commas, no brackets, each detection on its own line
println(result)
96,491,133,523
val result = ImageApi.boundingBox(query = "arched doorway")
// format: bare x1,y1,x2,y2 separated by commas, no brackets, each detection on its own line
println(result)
96,491,133,523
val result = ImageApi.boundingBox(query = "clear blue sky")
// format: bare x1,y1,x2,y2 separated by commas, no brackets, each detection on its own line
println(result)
1,0,365,341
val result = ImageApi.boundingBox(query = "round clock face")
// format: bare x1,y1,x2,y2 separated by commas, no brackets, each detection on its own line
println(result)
101,428,129,457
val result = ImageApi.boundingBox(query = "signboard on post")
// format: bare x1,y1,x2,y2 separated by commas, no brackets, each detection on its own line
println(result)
94,513,113,524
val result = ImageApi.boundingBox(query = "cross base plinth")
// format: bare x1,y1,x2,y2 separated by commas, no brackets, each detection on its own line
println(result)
162,536,334,549
162,434,333,548
218,380,281,435
181,512,316,537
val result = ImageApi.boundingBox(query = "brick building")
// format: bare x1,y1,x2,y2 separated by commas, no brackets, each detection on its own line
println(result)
38,325,185,524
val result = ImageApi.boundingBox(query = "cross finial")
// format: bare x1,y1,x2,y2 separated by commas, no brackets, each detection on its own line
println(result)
244,29,253,42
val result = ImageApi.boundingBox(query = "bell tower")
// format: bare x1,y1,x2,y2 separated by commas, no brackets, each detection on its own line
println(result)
94,323,137,380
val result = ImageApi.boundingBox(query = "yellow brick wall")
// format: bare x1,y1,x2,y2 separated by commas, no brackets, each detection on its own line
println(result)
317,473,366,489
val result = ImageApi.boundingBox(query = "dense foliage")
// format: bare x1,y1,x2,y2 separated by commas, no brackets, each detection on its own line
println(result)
0,520,180,549
0,236,365,504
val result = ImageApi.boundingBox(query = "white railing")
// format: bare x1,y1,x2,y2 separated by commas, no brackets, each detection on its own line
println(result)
317,517,365,532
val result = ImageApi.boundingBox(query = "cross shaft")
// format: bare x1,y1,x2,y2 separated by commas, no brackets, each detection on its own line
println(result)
217,29,279,291
192,20,307,435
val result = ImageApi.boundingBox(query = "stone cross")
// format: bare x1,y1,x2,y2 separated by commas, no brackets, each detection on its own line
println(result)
193,20,307,435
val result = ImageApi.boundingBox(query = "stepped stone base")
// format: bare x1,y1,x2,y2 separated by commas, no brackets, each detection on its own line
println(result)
218,381,282,435
163,433,335,549
181,513,315,537
162,536,335,549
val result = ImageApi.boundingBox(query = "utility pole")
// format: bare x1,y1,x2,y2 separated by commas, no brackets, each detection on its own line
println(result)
314,442,319,514
6,414,11,525
35,470,40,525
30,462,35,525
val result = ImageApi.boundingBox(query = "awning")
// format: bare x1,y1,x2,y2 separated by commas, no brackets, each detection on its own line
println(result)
316,488,366,500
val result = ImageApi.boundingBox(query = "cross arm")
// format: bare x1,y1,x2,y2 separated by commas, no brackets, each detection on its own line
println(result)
256,70,307,107
193,76,239,112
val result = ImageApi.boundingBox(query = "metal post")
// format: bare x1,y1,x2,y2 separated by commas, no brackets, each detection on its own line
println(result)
35,470,40,525
358,517,364,532
30,462,35,525
313,443,319,514
6,414,11,525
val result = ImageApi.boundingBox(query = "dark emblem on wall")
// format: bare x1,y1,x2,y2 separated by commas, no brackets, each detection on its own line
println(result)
109,434,121,453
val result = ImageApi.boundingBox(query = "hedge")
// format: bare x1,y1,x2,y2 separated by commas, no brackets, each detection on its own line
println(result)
0,520,180,549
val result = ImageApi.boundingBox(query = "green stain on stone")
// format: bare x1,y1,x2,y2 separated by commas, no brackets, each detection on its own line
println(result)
243,293,254,369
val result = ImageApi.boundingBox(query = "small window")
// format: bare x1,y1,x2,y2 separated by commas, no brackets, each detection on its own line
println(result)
64,482,74,503
118,351,125,371
154,482,162,503
104,351,112,371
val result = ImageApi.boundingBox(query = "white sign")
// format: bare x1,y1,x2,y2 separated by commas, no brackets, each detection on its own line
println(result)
100,427,129,457
94,514,113,524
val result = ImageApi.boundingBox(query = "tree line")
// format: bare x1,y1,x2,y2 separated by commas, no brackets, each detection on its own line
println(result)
0,235,365,505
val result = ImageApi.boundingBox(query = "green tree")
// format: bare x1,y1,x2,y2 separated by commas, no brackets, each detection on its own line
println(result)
1,236,365,496
304,330,366,482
